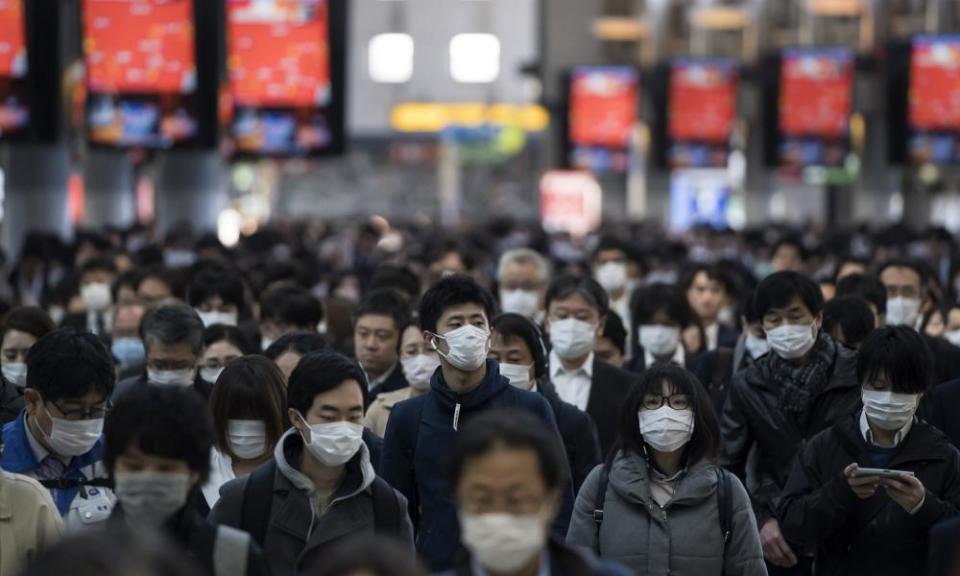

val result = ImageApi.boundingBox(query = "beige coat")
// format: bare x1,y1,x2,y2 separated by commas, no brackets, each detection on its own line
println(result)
363,387,420,438
0,470,63,576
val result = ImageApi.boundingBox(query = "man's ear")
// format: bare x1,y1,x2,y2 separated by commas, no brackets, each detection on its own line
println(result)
23,388,41,415
596,315,607,337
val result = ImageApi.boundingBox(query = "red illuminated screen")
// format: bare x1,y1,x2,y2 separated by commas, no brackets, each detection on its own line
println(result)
83,0,196,94
0,0,26,78
780,49,853,138
669,60,737,144
569,67,637,149
228,0,330,108
910,37,960,131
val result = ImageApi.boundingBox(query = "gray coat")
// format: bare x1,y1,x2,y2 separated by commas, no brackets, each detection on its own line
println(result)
567,452,767,576
210,429,415,576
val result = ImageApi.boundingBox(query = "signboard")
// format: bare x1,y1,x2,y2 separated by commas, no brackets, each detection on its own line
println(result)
0,0,28,136
567,66,637,174
540,171,602,238
909,36,960,164
668,58,738,168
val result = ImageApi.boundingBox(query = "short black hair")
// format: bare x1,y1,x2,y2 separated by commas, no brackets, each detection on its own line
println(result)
135,265,184,299
772,237,807,261
79,257,117,280
618,365,720,464
448,409,569,492
187,266,247,315
679,263,733,294
260,284,323,328
418,275,497,334
353,289,411,334
631,283,695,329
823,297,876,347
427,239,476,271
369,265,422,302
857,326,932,394
111,271,140,302
103,385,214,481
204,324,255,355
492,314,547,379
264,331,329,361
877,259,929,292
2,306,56,341
544,275,609,317
835,274,888,315
26,329,115,403
592,235,629,261
140,304,206,356
754,271,824,319
288,350,368,414
741,290,762,324
601,310,627,356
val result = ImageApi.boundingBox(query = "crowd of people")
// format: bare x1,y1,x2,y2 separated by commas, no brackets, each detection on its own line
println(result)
0,219,959,576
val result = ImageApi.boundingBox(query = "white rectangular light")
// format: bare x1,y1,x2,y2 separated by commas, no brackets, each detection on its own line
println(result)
450,33,500,83
369,33,414,84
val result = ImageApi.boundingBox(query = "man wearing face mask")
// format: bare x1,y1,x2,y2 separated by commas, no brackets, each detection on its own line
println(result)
721,271,861,576
380,275,572,571
110,302,146,380
592,237,634,341
112,304,209,402
497,248,550,322
187,266,247,329
543,275,637,457
778,327,960,576
103,385,269,576
443,410,629,576
60,258,116,341
210,350,413,576
1,329,116,531
0,307,56,425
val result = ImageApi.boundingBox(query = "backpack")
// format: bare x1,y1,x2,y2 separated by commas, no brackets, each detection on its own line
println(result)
239,459,403,547
592,464,733,567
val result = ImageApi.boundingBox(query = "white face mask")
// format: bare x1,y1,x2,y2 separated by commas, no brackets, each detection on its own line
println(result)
549,318,597,360
42,405,103,456
401,354,441,392
862,389,919,431
945,329,960,347
296,415,364,467
2,362,27,388
114,471,191,528
744,332,770,359
765,323,817,360
227,419,267,460
500,362,534,390
595,262,628,293
500,289,540,320
148,367,196,387
638,406,695,453
200,367,224,385
431,325,491,372
81,282,113,312
886,297,921,328
196,310,238,328
460,512,547,574
639,325,681,358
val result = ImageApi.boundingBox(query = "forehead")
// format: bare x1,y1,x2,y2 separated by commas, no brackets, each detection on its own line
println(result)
438,303,488,323
58,389,107,406
401,325,424,346
503,260,540,278
3,329,36,348
458,447,547,492
549,291,598,313
147,340,197,358
880,266,921,286
204,340,242,359
765,296,811,316
356,314,398,332
120,441,188,468
308,379,364,410
491,332,531,354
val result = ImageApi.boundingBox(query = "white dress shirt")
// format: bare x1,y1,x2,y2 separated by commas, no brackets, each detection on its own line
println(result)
550,350,594,412
705,323,719,351
202,448,236,509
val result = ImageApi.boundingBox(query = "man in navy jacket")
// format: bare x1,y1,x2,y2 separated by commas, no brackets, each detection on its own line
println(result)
380,275,572,571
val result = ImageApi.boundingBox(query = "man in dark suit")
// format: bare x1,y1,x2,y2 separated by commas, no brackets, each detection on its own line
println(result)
60,257,117,342
543,275,636,457
927,378,960,450
352,288,411,403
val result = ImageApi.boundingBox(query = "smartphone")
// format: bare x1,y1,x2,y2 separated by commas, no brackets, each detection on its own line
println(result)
853,468,916,479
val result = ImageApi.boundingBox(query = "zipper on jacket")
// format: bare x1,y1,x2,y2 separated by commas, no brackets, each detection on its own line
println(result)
453,403,461,431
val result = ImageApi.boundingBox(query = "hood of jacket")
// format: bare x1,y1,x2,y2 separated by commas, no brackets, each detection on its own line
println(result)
608,450,718,509
429,359,510,412
273,428,375,507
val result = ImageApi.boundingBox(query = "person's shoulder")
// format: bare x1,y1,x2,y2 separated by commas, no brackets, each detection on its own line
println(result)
933,378,960,399
390,392,428,419
593,359,637,386
0,469,54,502
377,387,414,408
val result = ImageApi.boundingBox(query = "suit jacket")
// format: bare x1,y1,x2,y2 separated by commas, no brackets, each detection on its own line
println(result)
587,359,637,458
928,378,960,451
717,324,741,350
624,346,699,374
60,311,112,343
924,335,960,387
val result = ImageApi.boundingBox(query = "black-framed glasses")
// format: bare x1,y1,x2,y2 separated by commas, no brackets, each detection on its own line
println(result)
50,399,112,421
641,394,691,411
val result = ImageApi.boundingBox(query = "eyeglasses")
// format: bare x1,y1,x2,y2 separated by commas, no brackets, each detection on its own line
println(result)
50,399,112,421
641,394,691,411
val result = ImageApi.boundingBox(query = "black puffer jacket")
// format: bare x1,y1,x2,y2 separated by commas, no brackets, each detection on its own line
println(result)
777,414,960,576
720,335,861,526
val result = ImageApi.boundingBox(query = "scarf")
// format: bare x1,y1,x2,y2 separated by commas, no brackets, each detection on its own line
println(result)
763,331,837,415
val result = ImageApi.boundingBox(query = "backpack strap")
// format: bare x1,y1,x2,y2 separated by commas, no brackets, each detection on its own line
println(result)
716,467,733,546
592,464,611,555
371,477,403,536
213,525,251,576
240,459,277,548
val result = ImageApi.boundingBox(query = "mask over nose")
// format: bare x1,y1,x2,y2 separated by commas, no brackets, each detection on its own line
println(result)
431,325,490,372
549,318,596,360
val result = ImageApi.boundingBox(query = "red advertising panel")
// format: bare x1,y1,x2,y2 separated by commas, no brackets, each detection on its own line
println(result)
780,48,853,138
569,66,637,149
669,59,737,144
910,37,960,132
0,0,26,78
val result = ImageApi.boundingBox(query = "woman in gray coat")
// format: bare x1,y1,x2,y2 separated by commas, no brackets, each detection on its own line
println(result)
567,365,767,576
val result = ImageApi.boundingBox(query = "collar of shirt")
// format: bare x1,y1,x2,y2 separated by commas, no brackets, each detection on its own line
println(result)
86,309,114,334
705,323,719,350
644,345,685,370
24,415,67,464
549,350,594,380
472,551,550,576
859,409,914,448
367,362,398,390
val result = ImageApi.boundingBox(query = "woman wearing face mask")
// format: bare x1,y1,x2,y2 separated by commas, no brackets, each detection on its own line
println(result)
0,307,55,425
201,356,287,512
626,283,702,374
199,325,253,387
778,326,960,576
567,365,766,576
364,320,439,438
103,385,269,576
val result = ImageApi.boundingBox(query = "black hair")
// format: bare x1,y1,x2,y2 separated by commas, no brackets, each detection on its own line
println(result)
353,289,411,334
772,237,807,261
834,256,870,280
418,275,497,334
78,257,117,280
679,263,733,294
135,265,184,299
823,297,876,348
631,283,695,329
2,306,56,341
492,313,547,379
210,356,287,458
877,259,929,293
187,266,247,316
601,310,627,356
140,304,206,357
26,329,115,403
264,331,329,361
741,290,762,324
369,265,422,302
835,274,888,316
260,284,323,328
103,385,214,481
857,326,932,394
754,271,824,319
448,409,569,492
305,535,428,576
203,324,255,355
287,350,368,413
618,365,720,464
111,271,140,302
592,235,629,261
544,275,609,317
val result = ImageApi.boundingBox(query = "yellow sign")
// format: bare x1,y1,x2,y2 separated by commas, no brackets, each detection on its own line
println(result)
390,103,550,133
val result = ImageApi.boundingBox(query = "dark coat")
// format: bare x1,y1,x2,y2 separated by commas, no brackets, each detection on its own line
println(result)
926,378,960,451
368,364,409,404
112,371,213,403
538,378,602,494
380,360,572,571
927,514,960,576
924,335,960,387
778,415,960,576
440,539,633,576
60,311,112,343
586,359,637,458
721,337,862,527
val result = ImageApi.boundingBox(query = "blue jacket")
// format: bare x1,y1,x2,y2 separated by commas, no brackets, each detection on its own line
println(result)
1,410,105,515
380,360,573,571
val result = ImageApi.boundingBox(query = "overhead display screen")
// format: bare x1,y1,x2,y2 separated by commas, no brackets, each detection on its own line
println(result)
778,47,854,168
227,0,336,156
566,66,637,174
82,0,199,149
0,0,29,137
909,36,960,165
668,58,738,169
